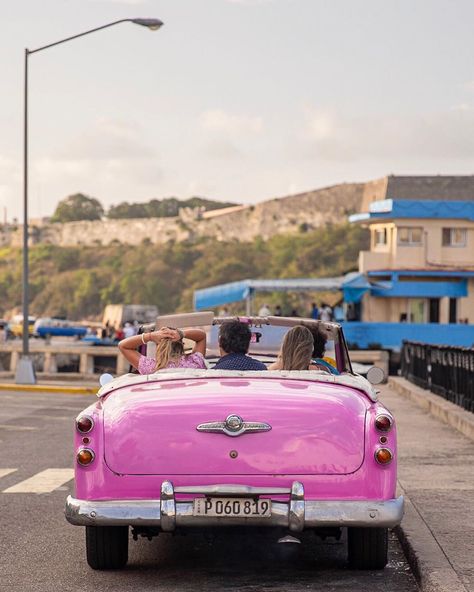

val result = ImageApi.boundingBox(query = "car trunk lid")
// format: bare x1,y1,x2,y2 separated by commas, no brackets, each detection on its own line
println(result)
103,377,368,476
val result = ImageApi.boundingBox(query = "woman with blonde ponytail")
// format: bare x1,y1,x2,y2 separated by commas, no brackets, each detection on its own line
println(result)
268,325,314,371
119,326,207,375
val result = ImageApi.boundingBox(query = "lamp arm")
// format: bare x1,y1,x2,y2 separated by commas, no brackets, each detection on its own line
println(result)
28,19,132,55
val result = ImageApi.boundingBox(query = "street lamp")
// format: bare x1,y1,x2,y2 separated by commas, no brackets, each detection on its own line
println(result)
15,18,164,384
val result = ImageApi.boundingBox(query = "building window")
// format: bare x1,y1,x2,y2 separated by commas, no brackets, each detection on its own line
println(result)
410,298,426,323
398,226,423,245
449,298,457,324
374,228,387,246
442,228,467,247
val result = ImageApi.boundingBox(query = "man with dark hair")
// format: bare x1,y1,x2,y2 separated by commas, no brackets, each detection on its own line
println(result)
213,320,267,371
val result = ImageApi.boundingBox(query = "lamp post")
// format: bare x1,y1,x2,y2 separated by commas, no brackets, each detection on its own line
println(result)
15,18,164,384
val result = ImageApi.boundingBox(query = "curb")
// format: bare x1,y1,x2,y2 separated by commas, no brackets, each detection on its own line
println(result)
388,377,474,442
395,486,468,592
0,383,96,395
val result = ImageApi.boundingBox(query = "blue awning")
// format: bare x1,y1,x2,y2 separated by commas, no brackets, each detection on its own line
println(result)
341,272,372,303
194,280,252,310
194,277,346,310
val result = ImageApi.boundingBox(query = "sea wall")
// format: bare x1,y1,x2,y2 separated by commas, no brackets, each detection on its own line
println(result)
3,182,365,247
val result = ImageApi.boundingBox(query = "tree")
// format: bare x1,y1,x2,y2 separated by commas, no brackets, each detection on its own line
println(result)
107,197,238,219
51,193,104,223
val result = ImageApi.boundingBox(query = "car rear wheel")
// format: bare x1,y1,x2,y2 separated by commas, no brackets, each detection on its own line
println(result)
347,527,388,569
86,526,129,570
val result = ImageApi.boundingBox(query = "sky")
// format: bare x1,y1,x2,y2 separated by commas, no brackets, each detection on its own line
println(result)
1,0,474,220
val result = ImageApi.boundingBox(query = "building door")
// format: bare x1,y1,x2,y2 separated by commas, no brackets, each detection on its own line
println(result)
449,298,457,323
429,298,440,323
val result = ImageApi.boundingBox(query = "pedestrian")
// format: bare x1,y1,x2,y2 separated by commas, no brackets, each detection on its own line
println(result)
311,302,319,320
274,305,282,317
319,303,333,322
218,306,229,317
258,303,271,316
123,322,135,338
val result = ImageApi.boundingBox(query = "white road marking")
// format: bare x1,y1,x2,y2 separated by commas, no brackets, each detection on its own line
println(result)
33,415,71,421
0,468,17,479
0,424,38,431
3,468,74,494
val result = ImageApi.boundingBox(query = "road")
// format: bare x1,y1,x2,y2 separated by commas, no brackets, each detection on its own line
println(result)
0,389,419,592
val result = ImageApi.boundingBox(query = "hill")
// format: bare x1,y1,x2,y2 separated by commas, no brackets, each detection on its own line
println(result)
0,223,369,320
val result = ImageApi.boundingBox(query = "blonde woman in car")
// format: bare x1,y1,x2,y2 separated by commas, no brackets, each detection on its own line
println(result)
268,325,315,371
119,327,206,375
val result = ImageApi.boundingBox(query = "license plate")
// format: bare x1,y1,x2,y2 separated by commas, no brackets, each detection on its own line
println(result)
193,497,271,518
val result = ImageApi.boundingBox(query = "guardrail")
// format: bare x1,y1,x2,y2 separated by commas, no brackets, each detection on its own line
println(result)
0,342,388,381
0,343,129,377
401,341,474,413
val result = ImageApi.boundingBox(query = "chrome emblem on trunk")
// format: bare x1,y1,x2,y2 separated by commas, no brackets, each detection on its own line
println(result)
225,414,243,432
197,414,272,437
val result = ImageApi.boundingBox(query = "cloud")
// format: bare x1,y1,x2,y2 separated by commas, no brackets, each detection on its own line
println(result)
198,109,264,161
56,118,155,162
87,0,148,5
200,109,263,134
299,104,474,162
0,155,19,179
30,118,162,214
226,0,275,4
0,156,20,204
204,138,243,160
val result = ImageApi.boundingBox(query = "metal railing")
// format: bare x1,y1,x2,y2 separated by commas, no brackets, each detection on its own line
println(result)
401,341,474,412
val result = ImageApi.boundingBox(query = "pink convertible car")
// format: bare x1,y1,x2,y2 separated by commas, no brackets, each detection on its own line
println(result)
65,312,403,571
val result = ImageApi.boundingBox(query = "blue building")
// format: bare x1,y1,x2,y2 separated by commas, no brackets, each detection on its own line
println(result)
341,198,474,349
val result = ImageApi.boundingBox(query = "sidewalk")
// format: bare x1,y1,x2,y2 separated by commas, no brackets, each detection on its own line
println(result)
0,380,97,394
380,382,474,592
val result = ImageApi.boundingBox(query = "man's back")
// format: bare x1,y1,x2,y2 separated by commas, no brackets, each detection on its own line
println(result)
213,353,267,371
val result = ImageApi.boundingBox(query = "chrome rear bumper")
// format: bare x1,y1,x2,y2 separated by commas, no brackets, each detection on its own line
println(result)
65,481,404,531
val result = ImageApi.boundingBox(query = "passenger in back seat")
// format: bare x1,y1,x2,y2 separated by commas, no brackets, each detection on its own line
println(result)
213,320,267,371
268,325,314,370
119,327,207,374
301,322,340,374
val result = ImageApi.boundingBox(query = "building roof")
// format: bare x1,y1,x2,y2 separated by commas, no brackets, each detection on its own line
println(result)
349,199,474,223
360,175,474,212
385,175,474,202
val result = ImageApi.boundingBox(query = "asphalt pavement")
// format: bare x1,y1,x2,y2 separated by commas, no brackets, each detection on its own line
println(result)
0,388,418,592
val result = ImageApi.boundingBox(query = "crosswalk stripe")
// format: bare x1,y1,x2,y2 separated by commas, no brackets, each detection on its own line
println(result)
3,468,74,494
0,468,17,479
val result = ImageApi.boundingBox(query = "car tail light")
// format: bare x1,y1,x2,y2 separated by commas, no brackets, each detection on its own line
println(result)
375,414,393,433
77,448,95,466
76,415,94,433
374,448,393,465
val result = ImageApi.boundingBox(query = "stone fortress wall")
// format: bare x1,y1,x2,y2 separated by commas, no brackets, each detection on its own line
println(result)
4,175,474,247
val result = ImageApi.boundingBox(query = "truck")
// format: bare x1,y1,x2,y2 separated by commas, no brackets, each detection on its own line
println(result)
102,305,159,331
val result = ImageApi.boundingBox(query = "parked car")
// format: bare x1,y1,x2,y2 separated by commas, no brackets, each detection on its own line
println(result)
7,314,36,339
33,317,87,339
66,312,403,571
